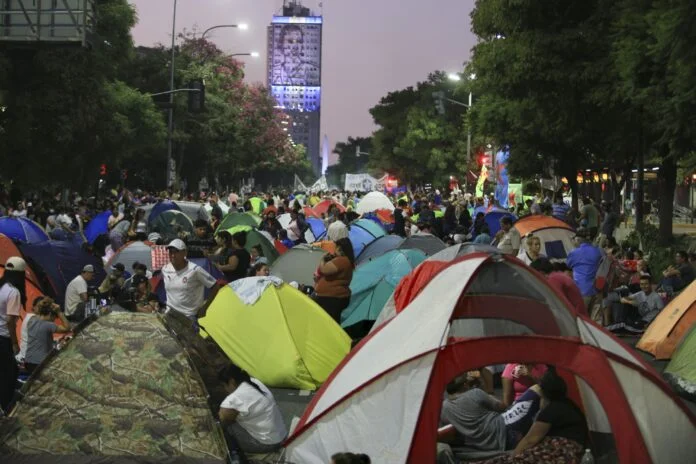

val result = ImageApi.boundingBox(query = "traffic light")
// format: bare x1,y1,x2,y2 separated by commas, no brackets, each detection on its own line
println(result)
188,79,206,112
432,91,446,115
100,164,107,176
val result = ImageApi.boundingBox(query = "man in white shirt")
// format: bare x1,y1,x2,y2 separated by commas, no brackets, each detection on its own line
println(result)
620,274,665,328
496,217,521,255
161,239,220,320
65,265,95,321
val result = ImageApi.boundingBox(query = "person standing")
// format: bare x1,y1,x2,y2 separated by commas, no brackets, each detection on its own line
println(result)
0,257,27,412
579,197,600,240
598,202,618,244
313,238,355,323
215,232,251,283
162,239,220,320
566,230,603,314
392,199,409,238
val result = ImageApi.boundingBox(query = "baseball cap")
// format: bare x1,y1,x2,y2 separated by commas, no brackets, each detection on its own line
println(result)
5,257,26,272
82,264,95,273
167,238,187,251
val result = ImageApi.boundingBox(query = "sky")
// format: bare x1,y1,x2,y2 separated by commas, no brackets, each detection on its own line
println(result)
130,0,477,164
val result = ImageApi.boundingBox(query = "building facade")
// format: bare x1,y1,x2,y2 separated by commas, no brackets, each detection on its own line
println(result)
267,1,322,175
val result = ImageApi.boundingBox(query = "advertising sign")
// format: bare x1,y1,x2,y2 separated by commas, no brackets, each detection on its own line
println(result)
269,21,322,87
344,174,387,192
495,148,510,208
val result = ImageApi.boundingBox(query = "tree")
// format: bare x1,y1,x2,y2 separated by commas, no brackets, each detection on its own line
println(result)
325,136,372,186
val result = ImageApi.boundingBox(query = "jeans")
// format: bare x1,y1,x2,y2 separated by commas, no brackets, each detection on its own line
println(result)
0,336,18,413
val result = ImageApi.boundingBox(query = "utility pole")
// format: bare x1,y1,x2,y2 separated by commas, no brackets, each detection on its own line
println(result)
166,0,178,188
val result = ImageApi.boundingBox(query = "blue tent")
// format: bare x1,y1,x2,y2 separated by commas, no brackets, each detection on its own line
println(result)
306,217,327,241
153,257,224,304
355,235,404,265
484,208,517,237
398,234,447,256
0,217,49,244
341,249,426,338
147,201,181,225
348,219,386,256
84,210,112,244
19,240,106,304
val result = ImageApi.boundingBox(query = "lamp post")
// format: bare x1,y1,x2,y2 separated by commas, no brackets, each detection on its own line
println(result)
229,52,260,58
447,73,475,161
201,23,248,40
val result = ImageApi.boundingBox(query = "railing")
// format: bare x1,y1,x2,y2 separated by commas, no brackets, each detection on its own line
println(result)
0,0,95,46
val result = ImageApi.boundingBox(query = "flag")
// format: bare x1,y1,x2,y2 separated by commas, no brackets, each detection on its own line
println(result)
476,165,488,198
294,174,308,192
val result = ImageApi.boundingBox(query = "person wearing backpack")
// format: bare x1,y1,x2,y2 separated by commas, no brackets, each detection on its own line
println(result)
567,229,603,317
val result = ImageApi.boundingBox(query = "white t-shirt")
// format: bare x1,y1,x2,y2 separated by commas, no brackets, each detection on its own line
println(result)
17,313,35,361
0,283,22,338
161,261,217,318
221,379,287,445
497,228,521,255
65,275,88,316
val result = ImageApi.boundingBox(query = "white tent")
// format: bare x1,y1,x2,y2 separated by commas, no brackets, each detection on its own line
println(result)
355,191,394,214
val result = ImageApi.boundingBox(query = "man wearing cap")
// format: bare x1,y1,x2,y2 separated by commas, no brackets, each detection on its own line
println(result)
1,257,27,411
98,263,126,302
161,239,220,320
65,265,95,322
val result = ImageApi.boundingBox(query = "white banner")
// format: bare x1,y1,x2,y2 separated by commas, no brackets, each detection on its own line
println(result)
344,173,387,192
294,174,308,192
309,175,329,193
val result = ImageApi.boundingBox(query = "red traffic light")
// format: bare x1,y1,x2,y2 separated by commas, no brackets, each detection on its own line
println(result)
100,164,107,176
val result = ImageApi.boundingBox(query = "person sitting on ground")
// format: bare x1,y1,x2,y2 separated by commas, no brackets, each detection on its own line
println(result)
313,237,355,323
517,234,545,265
501,363,547,408
252,262,270,277
531,258,586,316
218,364,287,455
473,224,492,245
277,229,295,250
495,217,521,256
480,370,588,463
616,274,664,329
249,245,265,268
64,265,95,322
331,452,371,464
660,250,695,294
129,274,160,314
24,297,70,373
98,262,126,302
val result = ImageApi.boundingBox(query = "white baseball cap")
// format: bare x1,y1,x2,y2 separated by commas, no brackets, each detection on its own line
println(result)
5,257,26,272
167,238,187,251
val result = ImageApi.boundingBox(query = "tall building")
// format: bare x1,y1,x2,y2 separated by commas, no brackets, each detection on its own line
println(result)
267,1,322,175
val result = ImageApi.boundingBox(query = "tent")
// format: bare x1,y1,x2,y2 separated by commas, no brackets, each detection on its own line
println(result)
205,201,230,215
483,207,517,236
248,197,265,215
637,280,696,359
142,201,210,224
271,244,326,287
341,249,427,337
665,325,696,401
224,225,280,264
1,312,229,463
199,282,351,390
313,199,346,216
306,217,327,241
146,200,181,224
149,209,195,242
427,242,501,262
303,205,321,219
218,212,262,231
514,215,576,260
397,234,447,256
277,213,316,244
0,233,41,288
356,191,394,214
355,235,404,265
107,240,153,271
20,240,106,305
285,255,696,464
0,217,48,243
83,210,112,244
348,219,386,256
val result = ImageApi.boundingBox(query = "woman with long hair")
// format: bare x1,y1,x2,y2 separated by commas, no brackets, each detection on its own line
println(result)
215,231,251,283
218,364,287,455
313,237,355,323
518,235,545,265
0,257,27,412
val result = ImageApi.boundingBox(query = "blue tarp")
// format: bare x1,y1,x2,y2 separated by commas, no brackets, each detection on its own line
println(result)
84,210,112,244
20,240,106,304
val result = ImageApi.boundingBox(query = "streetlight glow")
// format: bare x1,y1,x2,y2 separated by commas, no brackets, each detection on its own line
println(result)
447,73,461,82
250,52,260,58
238,23,249,30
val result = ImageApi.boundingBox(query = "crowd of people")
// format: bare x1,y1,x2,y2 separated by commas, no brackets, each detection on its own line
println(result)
0,182,684,463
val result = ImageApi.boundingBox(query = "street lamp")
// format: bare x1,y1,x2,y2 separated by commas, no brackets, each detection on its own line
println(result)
447,72,475,160
201,23,248,40
229,52,260,58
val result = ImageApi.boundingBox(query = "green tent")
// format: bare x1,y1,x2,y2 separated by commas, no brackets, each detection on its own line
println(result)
217,212,261,232
248,197,265,215
225,225,280,264
665,325,696,401
1,312,229,462
340,249,426,338
149,209,195,242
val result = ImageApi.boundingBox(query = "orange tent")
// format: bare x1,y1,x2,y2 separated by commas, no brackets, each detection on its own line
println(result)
513,215,576,260
0,233,41,288
312,240,336,254
313,199,346,216
637,280,696,360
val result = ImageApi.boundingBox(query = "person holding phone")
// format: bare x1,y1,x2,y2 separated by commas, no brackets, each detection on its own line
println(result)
313,238,355,323
24,297,71,373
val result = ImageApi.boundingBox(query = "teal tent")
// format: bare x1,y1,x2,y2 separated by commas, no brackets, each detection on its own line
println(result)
348,219,386,256
665,325,696,401
340,249,426,338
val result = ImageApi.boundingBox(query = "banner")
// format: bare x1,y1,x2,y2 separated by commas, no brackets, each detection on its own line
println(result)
309,175,328,193
293,174,308,192
495,148,510,208
344,173,387,192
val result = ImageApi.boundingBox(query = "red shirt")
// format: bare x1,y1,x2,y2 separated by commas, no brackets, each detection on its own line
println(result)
547,271,587,316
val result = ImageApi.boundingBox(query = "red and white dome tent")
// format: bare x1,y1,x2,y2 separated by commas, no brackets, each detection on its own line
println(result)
283,254,696,464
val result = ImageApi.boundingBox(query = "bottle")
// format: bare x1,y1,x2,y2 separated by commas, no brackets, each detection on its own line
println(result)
580,449,595,464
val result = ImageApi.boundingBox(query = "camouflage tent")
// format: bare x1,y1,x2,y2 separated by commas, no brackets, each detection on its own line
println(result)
0,312,229,463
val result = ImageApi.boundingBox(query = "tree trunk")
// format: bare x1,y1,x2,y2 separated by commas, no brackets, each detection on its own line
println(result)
635,146,645,232
658,156,677,245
